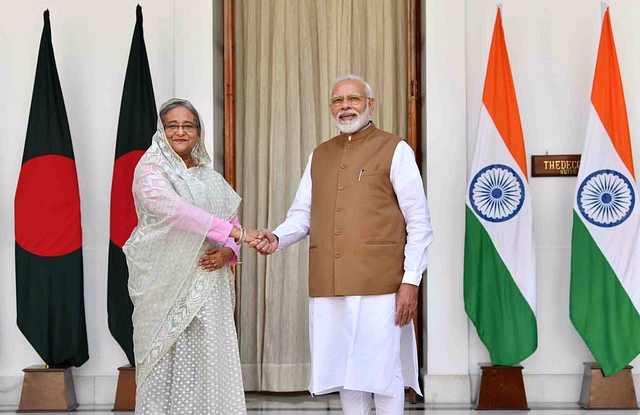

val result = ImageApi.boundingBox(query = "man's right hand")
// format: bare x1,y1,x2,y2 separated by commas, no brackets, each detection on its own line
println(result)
249,229,279,255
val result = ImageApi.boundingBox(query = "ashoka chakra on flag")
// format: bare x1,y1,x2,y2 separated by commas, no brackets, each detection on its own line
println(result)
577,169,635,228
470,164,525,223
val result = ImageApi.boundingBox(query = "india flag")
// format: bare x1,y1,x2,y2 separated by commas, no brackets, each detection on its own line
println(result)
464,8,537,365
570,7,640,377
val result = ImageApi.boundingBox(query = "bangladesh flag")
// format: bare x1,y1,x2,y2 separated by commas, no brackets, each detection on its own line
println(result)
570,7,640,377
464,8,537,366
108,4,157,366
14,10,88,367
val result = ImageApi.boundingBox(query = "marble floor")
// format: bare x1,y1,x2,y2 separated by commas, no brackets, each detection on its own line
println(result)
1,395,639,414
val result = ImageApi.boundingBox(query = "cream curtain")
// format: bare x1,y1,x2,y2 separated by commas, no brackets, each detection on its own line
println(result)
235,0,407,391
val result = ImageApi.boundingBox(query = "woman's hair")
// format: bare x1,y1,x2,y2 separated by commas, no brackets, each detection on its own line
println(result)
159,99,201,129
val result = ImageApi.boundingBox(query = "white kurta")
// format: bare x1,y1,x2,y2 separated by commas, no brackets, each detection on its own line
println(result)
273,139,433,397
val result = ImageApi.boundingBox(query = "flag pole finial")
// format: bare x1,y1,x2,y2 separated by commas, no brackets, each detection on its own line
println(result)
601,2,609,20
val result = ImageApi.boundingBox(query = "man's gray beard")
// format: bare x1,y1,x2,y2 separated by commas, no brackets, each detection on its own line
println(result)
333,109,370,134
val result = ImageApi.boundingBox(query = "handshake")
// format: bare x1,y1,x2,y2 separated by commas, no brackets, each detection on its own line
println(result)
201,227,279,272
231,227,279,255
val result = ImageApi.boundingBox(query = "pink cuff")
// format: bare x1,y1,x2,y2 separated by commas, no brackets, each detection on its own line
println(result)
224,239,240,266
222,215,241,265
206,217,234,243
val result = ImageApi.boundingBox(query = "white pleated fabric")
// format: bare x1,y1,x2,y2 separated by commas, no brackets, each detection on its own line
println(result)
309,294,421,397
135,276,246,414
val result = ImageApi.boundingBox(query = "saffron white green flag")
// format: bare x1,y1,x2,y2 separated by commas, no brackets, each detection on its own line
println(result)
570,7,640,377
464,8,537,365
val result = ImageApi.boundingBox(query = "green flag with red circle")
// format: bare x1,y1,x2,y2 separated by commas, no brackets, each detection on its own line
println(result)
14,10,89,367
107,5,157,366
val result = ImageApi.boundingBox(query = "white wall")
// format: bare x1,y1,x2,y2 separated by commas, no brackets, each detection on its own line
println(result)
0,0,217,405
425,0,640,404
424,0,469,403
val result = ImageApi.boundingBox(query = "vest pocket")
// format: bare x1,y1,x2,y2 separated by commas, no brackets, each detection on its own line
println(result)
365,241,397,246
361,169,381,176
309,245,318,249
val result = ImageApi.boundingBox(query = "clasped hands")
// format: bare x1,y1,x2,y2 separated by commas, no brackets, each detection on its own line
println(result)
248,229,279,255
200,228,279,270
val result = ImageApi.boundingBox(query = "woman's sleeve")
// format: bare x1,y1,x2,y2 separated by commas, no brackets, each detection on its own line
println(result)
133,163,234,243
222,215,241,266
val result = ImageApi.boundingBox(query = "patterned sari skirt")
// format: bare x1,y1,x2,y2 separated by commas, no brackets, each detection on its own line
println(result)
135,273,246,414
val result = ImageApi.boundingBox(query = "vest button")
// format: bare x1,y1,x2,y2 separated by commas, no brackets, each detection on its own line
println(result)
334,229,340,235
340,163,346,169
334,252,341,258
338,185,344,190
345,144,351,149
336,207,342,212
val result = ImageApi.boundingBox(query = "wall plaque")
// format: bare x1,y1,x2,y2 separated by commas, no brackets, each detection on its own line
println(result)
531,155,581,177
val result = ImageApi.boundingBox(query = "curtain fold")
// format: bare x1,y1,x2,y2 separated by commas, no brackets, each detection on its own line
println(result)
236,0,407,391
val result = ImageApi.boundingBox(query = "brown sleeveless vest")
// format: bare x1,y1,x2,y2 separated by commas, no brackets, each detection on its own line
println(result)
309,122,406,297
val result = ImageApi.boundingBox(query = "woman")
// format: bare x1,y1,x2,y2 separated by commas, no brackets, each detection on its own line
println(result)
124,98,255,414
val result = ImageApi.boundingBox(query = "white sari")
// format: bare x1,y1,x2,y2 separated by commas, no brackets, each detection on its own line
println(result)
124,99,246,414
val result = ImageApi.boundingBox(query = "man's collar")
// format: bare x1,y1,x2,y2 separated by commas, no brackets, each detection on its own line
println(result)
340,121,376,141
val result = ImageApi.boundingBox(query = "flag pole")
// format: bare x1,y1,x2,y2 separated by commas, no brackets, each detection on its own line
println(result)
573,2,640,410
108,4,157,412
16,8,85,412
470,3,534,410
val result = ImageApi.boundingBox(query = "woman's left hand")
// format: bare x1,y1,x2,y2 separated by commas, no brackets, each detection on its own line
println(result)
199,247,235,271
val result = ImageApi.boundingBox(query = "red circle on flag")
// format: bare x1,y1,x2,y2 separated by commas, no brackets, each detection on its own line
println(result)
15,155,82,257
110,150,145,248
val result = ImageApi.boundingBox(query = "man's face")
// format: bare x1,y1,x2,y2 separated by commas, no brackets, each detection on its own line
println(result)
330,80,375,134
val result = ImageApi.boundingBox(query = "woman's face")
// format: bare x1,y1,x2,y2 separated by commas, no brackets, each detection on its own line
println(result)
162,106,200,159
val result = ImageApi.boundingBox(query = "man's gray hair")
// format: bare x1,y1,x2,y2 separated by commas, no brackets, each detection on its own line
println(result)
330,74,373,99
159,99,200,128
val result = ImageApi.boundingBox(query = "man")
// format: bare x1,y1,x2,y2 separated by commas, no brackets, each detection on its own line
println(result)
251,74,433,415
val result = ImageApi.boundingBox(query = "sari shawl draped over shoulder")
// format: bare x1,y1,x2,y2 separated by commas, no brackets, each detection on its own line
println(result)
123,99,240,388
